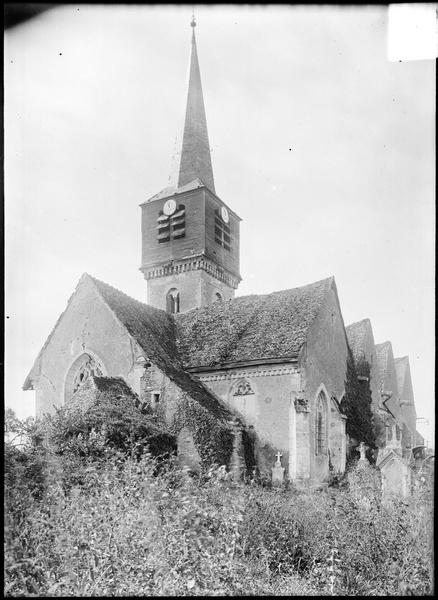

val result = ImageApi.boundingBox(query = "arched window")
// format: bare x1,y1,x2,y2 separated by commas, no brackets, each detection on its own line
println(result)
315,390,328,455
215,292,223,302
64,353,104,403
166,288,180,314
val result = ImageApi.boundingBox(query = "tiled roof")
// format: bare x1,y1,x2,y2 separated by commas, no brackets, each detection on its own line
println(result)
175,277,333,368
394,356,409,397
375,341,404,421
375,341,392,392
88,275,233,421
345,318,371,362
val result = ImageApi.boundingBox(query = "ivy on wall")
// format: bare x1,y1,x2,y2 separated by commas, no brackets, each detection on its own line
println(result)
171,396,234,470
341,353,376,460
52,378,177,460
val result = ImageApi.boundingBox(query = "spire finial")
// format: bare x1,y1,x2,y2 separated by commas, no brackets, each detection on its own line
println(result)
191,7,196,28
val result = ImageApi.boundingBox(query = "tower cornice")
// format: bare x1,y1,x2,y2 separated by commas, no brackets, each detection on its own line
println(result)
140,253,241,289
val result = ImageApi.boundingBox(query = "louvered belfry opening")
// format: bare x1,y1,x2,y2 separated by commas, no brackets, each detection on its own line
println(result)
157,205,186,243
214,209,231,251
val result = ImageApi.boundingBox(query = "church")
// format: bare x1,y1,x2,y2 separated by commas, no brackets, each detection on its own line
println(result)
23,19,423,489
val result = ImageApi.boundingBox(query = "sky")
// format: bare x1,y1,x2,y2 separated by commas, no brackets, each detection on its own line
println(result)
4,5,435,445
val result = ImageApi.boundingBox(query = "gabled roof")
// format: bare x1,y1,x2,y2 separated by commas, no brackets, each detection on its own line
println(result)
175,277,334,369
394,356,409,396
23,274,337,416
23,274,234,422
346,318,372,362
375,341,393,392
87,275,232,421
375,341,406,422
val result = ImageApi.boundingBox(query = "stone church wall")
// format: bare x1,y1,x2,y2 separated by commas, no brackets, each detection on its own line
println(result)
138,361,188,424
32,279,145,416
303,284,349,483
147,269,234,313
199,367,301,477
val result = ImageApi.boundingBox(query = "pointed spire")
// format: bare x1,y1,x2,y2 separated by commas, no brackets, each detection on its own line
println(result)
168,15,215,193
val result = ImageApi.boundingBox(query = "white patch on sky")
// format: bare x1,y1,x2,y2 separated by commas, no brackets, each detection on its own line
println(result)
387,3,438,62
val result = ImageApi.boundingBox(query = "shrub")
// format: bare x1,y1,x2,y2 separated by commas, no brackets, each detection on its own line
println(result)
4,411,433,597
172,397,234,471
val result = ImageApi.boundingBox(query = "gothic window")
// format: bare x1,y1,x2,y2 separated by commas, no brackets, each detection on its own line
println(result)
157,204,185,243
315,390,328,455
214,209,231,251
166,288,180,314
215,292,223,302
233,379,254,396
64,353,104,403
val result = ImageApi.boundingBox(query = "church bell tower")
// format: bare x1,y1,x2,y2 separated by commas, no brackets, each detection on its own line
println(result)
140,17,241,314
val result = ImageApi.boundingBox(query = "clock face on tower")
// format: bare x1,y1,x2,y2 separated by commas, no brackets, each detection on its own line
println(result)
221,206,229,224
163,199,177,216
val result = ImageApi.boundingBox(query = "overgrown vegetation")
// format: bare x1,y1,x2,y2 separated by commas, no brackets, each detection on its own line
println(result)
341,353,376,460
172,396,234,469
4,408,433,596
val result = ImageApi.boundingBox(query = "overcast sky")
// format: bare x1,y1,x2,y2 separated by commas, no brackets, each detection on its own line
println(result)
4,5,435,444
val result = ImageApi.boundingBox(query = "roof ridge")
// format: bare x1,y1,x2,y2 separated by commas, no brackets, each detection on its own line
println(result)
86,273,158,312
346,317,371,329
220,276,334,305
24,273,97,390
375,340,392,348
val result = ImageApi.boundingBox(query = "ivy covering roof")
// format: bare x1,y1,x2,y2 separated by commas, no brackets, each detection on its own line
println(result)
88,275,233,421
92,376,138,397
175,277,333,368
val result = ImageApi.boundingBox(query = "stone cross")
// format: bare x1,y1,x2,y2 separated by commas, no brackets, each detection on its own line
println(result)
358,442,367,461
272,452,285,485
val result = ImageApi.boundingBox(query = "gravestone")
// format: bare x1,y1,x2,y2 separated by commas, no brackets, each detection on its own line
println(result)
358,441,368,462
177,426,201,474
272,451,285,485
